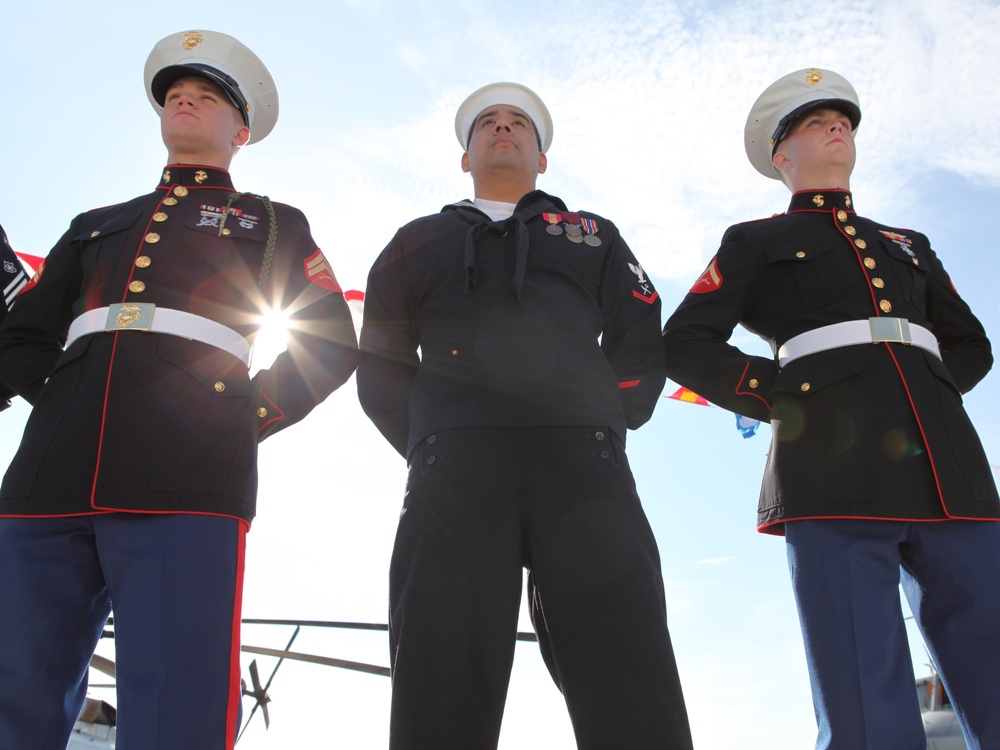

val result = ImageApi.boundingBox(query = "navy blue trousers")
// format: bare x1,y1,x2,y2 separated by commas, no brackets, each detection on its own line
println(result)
388,426,693,750
0,513,246,750
785,518,1000,750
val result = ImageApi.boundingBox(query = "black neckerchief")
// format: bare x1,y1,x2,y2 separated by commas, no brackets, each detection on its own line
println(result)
444,190,568,301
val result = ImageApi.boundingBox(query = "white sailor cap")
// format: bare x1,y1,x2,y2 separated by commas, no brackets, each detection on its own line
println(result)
744,68,861,179
144,30,278,144
455,82,553,152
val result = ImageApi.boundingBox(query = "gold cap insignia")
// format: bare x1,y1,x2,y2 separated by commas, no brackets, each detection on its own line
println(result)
805,68,823,86
183,31,203,50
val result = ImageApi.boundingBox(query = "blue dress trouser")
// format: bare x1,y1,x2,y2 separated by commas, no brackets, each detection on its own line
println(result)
785,518,1000,750
0,513,246,750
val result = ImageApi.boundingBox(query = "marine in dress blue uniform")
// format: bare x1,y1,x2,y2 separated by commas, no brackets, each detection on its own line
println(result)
662,68,1000,749
358,82,693,750
0,31,358,750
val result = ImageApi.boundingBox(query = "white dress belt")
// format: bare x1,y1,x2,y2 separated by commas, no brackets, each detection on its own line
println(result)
777,317,941,367
65,303,251,366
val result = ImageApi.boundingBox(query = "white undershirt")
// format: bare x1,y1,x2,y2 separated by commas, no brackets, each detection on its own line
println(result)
473,198,516,222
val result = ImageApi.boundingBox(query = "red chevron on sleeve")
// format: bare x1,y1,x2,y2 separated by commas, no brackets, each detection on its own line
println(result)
690,257,722,294
304,249,343,293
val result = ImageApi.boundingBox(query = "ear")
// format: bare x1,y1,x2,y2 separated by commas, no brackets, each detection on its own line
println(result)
461,151,471,173
772,149,790,175
537,152,547,175
233,126,251,149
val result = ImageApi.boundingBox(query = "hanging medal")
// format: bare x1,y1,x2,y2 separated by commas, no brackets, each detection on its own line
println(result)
542,212,564,235
563,211,584,243
581,217,602,246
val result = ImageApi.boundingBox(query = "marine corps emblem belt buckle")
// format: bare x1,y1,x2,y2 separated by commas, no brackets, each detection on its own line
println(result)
868,316,912,345
105,302,156,331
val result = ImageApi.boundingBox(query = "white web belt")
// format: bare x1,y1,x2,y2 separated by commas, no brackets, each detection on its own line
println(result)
66,303,251,366
777,318,941,367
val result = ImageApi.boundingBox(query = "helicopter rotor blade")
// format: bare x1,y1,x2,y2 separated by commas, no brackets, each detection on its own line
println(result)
89,653,117,679
240,645,391,677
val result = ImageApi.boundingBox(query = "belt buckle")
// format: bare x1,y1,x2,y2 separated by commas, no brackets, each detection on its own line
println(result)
869,316,911,345
105,302,156,332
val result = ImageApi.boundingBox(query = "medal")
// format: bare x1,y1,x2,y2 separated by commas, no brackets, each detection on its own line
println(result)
581,217,601,246
567,232,584,244
542,212,563,235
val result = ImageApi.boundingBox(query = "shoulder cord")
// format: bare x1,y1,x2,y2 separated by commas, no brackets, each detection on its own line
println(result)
219,192,278,291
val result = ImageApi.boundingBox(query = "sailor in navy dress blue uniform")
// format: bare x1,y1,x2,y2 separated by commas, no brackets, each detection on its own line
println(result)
0,31,358,750
358,82,692,750
663,68,1000,749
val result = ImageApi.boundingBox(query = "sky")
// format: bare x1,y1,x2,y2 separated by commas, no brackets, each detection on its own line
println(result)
2,0,1000,747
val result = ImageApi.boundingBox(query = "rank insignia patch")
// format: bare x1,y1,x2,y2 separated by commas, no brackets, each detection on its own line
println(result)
304,249,342,293
629,261,658,304
691,257,723,294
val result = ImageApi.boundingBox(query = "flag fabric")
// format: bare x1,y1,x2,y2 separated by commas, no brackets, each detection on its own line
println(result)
735,414,761,439
344,289,364,333
664,385,762,439
667,386,709,406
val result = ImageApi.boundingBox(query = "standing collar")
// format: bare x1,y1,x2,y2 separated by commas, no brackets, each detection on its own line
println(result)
156,164,236,192
787,189,855,214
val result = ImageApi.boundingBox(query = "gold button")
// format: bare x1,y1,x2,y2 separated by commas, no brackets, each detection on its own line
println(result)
855,239,867,249
90,230,101,238
800,382,811,392
128,280,146,293
135,256,152,268
214,381,226,393
748,379,759,389
872,277,885,289
837,211,848,222
912,258,920,266
795,251,806,259
162,197,178,206
221,228,231,236
880,299,892,313
173,185,189,197
153,212,168,222
844,226,857,236
145,232,160,244
864,257,876,269
257,407,268,418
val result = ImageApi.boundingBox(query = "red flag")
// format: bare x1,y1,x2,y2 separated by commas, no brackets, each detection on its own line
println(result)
667,386,709,406
344,289,364,332
14,251,44,274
